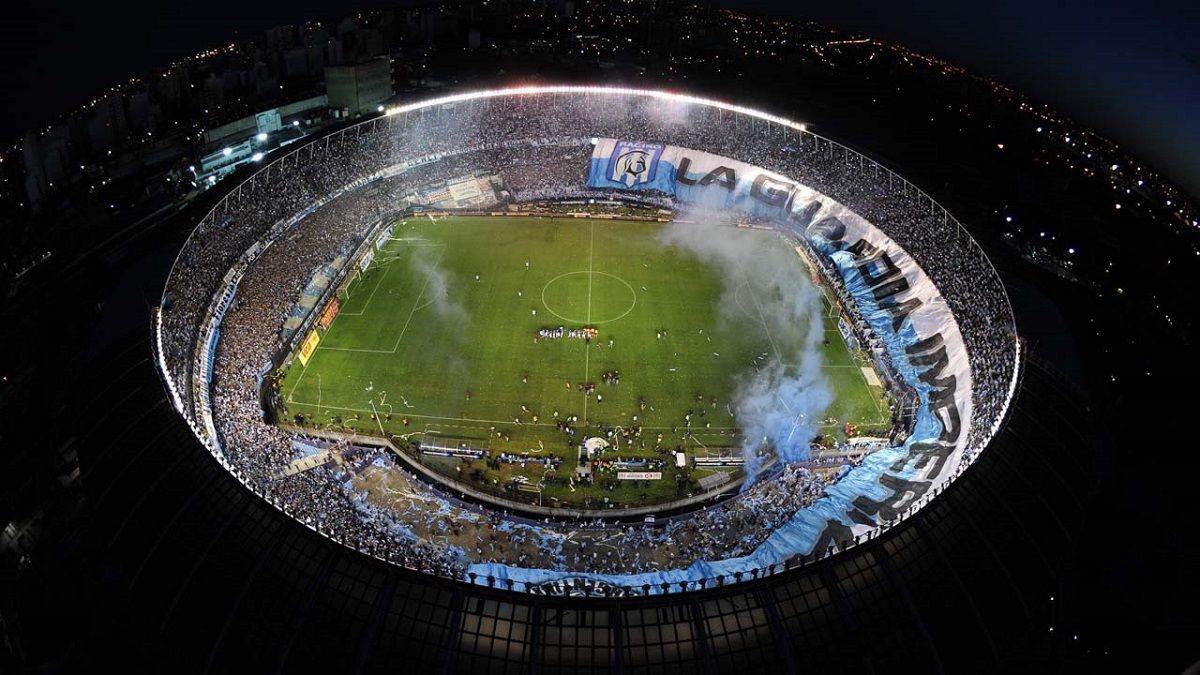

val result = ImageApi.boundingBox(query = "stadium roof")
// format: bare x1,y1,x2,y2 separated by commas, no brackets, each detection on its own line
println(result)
383,85,808,131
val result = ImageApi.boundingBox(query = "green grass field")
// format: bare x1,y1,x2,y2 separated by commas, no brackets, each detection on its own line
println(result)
275,215,886,508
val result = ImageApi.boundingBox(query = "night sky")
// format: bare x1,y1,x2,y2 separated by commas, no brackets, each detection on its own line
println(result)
1,0,1197,198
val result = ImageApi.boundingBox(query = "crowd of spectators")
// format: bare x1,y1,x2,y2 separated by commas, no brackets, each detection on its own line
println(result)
543,461,846,574
159,90,1019,587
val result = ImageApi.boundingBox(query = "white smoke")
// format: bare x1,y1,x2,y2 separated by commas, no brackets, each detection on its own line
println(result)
657,206,831,484
410,253,468,324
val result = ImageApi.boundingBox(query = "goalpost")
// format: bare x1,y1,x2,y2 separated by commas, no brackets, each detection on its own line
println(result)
337,266,364,301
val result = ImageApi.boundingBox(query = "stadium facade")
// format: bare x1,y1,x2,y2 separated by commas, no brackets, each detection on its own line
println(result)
155,86,1021,595
81,345,1089,673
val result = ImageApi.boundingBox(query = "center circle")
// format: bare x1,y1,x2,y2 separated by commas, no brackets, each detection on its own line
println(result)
540,271,637,325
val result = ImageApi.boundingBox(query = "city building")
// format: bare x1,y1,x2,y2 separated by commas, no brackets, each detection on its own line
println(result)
325,57,393,116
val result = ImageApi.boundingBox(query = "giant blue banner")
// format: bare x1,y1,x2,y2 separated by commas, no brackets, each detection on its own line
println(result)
465,140,982,591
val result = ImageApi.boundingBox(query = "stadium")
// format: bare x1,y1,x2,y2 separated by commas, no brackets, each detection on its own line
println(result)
155,85,1021,596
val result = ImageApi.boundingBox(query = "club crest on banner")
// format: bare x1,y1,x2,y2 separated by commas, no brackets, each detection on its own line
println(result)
608,141,664,187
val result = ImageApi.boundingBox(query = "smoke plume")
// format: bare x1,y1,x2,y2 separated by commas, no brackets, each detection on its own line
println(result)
657,204,831,484
410,253,468,324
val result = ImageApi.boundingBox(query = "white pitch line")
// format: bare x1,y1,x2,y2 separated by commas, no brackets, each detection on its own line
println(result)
777,363,866,369
582,221,594,424
287,354,313,399
820,294,890,425
290,402,560,427
742,273,782,360
388,246,446,354
317,345,395,354
849,360,889,423
741,272,819,439
317,246,443,354
586,222,594,325
289,398,745,432
582,343,591,423
338,260,394,316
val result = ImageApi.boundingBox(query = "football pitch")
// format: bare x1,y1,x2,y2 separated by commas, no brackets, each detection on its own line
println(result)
275,215,886,506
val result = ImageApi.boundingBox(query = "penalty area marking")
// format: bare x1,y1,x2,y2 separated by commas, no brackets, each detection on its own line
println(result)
338,260,394,316
737,277,888,425
316,245,446,355
340,241,442,316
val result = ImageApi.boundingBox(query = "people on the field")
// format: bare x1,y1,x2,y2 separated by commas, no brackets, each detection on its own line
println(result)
165,91,1016,587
